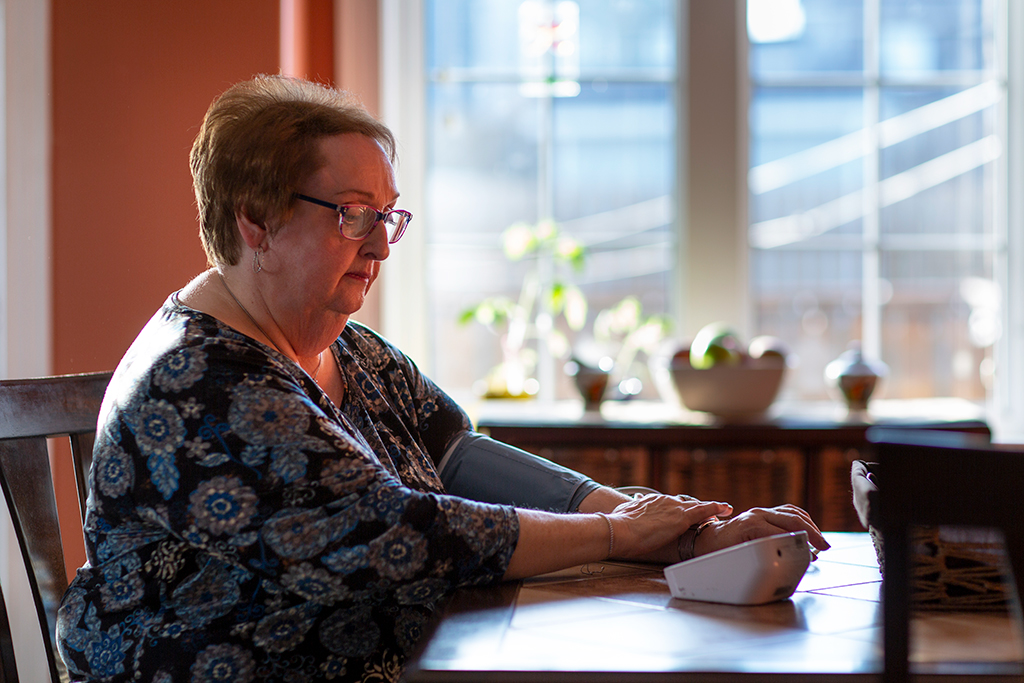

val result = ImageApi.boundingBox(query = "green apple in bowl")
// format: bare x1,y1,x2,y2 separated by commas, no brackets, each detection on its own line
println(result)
689,322,743,369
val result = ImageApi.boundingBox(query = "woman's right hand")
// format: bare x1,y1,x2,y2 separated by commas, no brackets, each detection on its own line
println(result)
607,494,732,560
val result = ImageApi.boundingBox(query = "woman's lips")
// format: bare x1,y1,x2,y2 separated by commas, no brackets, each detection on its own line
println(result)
345,270,372,282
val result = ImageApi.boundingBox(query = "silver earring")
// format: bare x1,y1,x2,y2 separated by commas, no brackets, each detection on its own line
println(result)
252,247,263,273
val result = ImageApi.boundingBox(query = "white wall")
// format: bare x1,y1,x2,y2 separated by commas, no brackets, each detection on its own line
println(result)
3,0,50,381
1,0,54,680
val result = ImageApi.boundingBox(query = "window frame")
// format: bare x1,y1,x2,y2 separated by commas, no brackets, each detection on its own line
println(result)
998,0,1024,441
378,0,1024,441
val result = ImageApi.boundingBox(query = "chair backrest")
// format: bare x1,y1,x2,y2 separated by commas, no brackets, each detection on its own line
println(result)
868,427,1024,682
0,372,112,683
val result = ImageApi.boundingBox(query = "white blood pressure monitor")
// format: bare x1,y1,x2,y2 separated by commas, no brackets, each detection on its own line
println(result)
664,531,812,605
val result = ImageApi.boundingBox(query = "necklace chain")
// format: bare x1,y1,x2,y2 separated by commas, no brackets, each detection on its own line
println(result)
218,272,322,380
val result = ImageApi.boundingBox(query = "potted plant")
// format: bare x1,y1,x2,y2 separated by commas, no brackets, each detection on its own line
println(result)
459,219,587,398
570,296,672,405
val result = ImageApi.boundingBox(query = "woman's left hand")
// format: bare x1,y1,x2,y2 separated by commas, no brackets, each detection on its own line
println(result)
693,504,830,557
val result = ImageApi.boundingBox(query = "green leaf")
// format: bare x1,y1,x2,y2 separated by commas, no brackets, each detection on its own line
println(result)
555,236,586,270
563,287,588,331
546,281,567,314
502,222,537,260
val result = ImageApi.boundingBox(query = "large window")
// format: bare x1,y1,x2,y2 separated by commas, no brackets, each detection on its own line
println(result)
383,0,1022,433
748,0,1004,403
421,0,678,402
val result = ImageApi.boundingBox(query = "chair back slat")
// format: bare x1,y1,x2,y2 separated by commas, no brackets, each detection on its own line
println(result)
0,374,109,439
0,581,18,683
0,438,68,683
0,372,112,683
70,431,97,523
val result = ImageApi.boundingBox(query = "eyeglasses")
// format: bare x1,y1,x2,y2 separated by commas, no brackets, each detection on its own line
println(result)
293,193,412,244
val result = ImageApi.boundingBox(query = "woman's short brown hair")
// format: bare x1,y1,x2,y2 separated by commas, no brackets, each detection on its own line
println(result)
190,74,396,266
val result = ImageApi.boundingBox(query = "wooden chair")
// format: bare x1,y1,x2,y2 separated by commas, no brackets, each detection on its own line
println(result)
868,427,1024,682
0,371,112,683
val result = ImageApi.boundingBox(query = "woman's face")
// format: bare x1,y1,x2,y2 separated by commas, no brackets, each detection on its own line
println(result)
262,133,398,336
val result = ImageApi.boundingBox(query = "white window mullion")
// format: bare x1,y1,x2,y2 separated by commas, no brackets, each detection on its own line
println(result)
379,0,431,371
862,0,882,362
997,0,1023,441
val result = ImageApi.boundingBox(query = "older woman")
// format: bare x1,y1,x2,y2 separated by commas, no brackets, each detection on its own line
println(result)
56,75,827,683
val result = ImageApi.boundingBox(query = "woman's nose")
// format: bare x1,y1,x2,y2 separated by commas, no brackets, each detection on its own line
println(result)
359,220,391,261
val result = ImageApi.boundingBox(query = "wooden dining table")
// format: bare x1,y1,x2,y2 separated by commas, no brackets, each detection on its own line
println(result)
403,532,1024,682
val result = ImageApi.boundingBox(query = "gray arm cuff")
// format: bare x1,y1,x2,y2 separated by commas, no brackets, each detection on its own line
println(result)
438,432,600,513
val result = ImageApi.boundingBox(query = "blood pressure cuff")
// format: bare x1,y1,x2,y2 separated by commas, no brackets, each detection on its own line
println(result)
438,432,600,513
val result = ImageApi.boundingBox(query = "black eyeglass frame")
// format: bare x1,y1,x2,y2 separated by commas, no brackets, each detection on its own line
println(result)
293,193,412,244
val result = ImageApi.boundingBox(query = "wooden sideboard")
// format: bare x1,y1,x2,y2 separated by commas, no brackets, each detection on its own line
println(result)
473,398,990,531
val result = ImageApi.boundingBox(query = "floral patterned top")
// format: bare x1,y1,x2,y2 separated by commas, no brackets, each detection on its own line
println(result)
56,295,519,683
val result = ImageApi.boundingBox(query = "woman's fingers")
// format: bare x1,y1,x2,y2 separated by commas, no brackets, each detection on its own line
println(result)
749,505,829,550
704,506,830,553
609,495,732,558
606,497,828,561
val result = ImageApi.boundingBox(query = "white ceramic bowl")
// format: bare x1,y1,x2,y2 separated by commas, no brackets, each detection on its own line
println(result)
669,360,785,418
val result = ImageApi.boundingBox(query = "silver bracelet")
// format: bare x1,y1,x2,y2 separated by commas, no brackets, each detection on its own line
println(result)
677,519,715,562
596,512,614,558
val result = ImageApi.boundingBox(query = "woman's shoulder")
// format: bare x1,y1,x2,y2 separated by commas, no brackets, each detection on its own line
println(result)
339,321,408,365
132,292,260,361
107,293,290,402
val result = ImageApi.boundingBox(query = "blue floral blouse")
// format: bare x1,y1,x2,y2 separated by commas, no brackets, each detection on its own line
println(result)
56,294,520,682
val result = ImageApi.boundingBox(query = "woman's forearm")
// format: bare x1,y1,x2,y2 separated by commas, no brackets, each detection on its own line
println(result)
574,485,632,513
503,509,612,580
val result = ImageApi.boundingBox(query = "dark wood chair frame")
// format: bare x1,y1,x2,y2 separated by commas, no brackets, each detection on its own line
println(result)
0,371,112,683
869,427,1024,682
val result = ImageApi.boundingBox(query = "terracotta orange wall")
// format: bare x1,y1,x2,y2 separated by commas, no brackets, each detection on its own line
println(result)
51,0,281,574
52,0,281,377
282,0,336,86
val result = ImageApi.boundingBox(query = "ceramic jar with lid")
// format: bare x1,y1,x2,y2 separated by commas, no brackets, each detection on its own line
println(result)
824,341,888,411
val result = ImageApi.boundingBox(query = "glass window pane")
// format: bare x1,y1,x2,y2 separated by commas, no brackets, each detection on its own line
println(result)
881,250,992,399
553,81,675,348
577,0,676,71
878,86,998,237
749,0,864,78
425,0,677,401
749,87,865,248
749,0,1002,406
880,87,996,178
428,82,539,243
426,81,539,392
554,83,674,217
880,0,994,76
879,164,996,237
427,1,522,72
751,248,864,401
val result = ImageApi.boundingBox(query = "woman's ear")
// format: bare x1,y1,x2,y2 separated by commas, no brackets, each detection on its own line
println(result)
235,209,268,251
